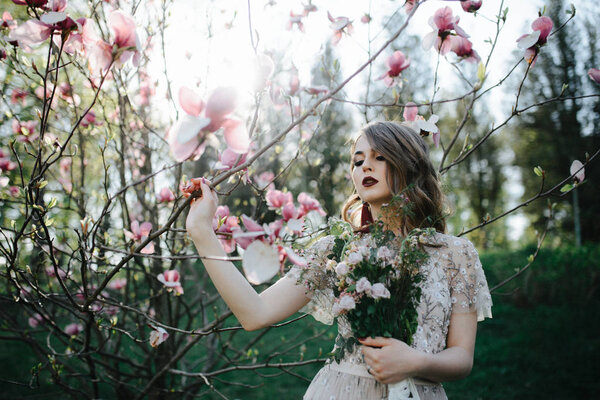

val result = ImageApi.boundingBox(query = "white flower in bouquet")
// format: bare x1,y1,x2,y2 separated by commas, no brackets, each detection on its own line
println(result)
377,246,393,264
370,283,391,299
347,251,363,265
355,277,372,294
338,294,356,310
335,261,349,276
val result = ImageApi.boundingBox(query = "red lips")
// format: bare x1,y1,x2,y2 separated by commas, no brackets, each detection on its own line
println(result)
362,176,378,187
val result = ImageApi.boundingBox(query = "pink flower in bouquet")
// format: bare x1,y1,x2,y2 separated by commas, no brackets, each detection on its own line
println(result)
422,7,469,55
157,270,183,295
65,322,83,336
297,192,326,217
149,326,169,347
157,187,175,203
327,11,353,45
516,16,553,66
378,50,410,87
570,160,584,184
123,221,154,254
371,283,391,299
588,68,600,84
450,36,480,63
266,189,293,209
356,277,372,294
461,1,482,13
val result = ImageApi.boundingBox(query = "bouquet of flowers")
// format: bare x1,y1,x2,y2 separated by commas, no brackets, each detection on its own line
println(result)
298,196,435,400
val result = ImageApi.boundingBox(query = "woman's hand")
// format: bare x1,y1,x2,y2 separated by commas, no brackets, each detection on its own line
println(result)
184,177,219,241
359,336,425,384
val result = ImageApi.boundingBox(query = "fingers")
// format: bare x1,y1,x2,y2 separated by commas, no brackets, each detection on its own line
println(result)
358,336,388,348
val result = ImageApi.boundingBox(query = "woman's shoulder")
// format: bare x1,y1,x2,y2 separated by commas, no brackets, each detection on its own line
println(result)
422,231,479,256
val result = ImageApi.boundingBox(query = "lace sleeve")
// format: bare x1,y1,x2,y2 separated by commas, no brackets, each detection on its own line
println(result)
447,238,493,321
285,235,336,325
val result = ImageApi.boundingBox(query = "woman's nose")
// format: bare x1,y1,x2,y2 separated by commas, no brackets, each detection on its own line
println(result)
362,159,373,172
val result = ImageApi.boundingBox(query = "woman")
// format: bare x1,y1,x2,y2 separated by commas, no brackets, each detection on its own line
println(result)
186,121,492,399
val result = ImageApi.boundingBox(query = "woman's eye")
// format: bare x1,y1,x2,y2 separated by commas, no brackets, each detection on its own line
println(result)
376,156,385,161
353,160,364,167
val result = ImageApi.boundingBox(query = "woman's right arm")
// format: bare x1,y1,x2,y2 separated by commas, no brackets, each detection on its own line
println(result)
186,180,311,331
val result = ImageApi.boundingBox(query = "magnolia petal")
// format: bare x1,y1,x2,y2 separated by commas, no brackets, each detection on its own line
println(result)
40,11,66,25
517,30,540,49
141,242,155,254
570,160,584,183
178,87,205,116
417,118,438,133
421,30,437,50
170,113,210,145
139,222,152,237
403,102,418,122
222,119,250,154
242,240,280,285
9,19,52,47
241,214,264,232
286,218,303,233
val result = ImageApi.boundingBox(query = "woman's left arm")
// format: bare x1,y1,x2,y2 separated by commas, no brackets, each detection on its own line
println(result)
360,311,477,384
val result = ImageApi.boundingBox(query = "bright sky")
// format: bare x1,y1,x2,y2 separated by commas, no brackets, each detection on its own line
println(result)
152,0,589,240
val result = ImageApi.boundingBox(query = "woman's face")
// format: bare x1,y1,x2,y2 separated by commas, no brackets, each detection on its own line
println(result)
351,135,393,208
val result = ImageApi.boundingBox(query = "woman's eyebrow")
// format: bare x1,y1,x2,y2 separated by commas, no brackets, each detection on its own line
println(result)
353,150,365,156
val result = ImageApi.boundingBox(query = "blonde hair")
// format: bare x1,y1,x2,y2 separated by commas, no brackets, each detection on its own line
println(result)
341,121,447,233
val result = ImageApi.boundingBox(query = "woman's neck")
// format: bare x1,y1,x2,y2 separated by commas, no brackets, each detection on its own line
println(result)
369,203,405,236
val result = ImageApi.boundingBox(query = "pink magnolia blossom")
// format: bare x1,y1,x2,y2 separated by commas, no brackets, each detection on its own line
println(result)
361,14,371,24
157,187,175,203
287,11,304,32
370,283,391,299
8,186,19,197
12,0,48,6
80,109,101,128
461,1,482,13
168,86,249,161
450,36,480,63
422,7,469,55
157,270,183,295
65,323,83,336
253,53,274,92
108,277,127,290
356,277,372,294
327,11,353,45
231,214,266,250
289,69,300,95
8,18,53,48
149,326,169,347
282,202,298,221
49,0,68,12
378,50,410,87
28,313,43,328
213,205,239,253
570,160,584,184
297,192,326,217
588,68,600,84
107,10,141,67
402,102,441,147
0,150,17,172
266,189,293,209
283,246,307,267
123,221,154,254
254,171,275,190
302,2,317,16
516,16,553,66
2,12,16,30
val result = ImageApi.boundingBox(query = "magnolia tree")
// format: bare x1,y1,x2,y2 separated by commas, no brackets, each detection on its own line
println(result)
0,0,598,398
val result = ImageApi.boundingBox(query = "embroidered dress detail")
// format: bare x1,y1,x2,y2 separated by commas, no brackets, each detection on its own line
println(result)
285,231,493,400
